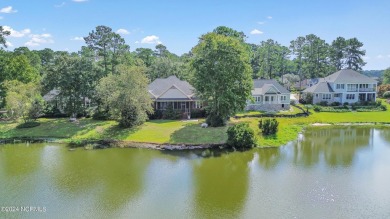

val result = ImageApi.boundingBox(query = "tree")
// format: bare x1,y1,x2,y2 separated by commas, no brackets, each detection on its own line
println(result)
44,55,99,116
154,44,168,57
257,39,279,79
191,32,253,127
0,26,11,48
133,48,155,67
226,123,256,148
148,57,192,81
4,80,43,123
84,25,129,75
383,68,390,84
290,36,306,87
96,65,153,127
345,38,366,70
213,26,246,42
329,37,347,70
301,34,330,78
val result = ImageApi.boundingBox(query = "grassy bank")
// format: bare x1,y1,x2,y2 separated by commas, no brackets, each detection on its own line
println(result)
1,100,390,147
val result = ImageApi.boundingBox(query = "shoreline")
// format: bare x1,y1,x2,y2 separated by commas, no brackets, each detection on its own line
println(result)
1,122,390,150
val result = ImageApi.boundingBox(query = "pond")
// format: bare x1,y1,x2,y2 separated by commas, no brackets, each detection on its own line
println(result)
1,126,390,218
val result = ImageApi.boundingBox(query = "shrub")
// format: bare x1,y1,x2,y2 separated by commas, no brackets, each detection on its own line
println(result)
16,121,40,129
190,108,206,118
43,104,67,118
148,110,163,120
162,104,182,120
318,101,328,106
92,109,111,120
259,118,279,135
343,102,349,106
290,100,296,106
378,84,390,97
226,123,256,148
313,105,321,112
330,102,341,106
206,112,226,127
383,91,390,99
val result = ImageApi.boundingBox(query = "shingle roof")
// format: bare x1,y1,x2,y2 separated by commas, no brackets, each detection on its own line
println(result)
324,69,377,84
252,79,290,95
303,80,334,93
148,76,195,100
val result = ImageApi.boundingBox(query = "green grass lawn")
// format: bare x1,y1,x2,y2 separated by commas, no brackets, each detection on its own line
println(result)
1,100,390,147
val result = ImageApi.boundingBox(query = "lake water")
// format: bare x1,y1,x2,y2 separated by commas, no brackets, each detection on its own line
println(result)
1,127,390,218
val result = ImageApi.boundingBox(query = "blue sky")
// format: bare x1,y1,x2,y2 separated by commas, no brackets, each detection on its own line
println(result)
1,0,390,70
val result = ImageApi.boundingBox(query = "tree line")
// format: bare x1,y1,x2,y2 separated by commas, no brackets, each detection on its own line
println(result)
0,25,387,128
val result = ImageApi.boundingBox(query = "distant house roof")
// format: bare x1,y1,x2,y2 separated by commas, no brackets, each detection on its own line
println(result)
148,76,196,100
252,79,290,95
324,69,377,84
43,89,60,101
302,80,334,93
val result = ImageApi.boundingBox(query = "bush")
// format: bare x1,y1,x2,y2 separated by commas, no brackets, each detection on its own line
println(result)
330,102,341,106
206,112,226,127
383,91,390,99
290,100,296,106
318,101,328,106
226,123,256,148
190,108,206,118
148,109,163,120
42,104,67,118
259,118,279,135
16,121,40,129
343,102,349,106
378,84,390,97
313,105,321,112
162,104,182,120
92,109,111,120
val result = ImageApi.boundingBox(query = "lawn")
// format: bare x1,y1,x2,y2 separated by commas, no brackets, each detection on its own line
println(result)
1,100,390,147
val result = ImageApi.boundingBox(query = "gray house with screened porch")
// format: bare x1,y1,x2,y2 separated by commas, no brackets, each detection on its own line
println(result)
246,79,291,111
148,76,202,117
302,69,377,104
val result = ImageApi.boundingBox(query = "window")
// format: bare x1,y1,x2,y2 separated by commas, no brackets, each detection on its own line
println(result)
322,94,331,100
359,84,368,88
195,101,202,108
254,96,262,102
271,96,274,102
280,95,287,101
346,94,355,100
347,84,358,91
265,96,269,101
334,93,341,98
336,84,345,89
315,94,319,98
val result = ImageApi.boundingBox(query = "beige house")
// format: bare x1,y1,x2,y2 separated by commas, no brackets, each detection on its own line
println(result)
148,76,203,116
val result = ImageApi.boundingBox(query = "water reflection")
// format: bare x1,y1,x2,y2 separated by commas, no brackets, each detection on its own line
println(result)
379,128,390,143
192,151,254,219
0,143,44,176
257,147,281,170
294,127,372,167
48,148,153,213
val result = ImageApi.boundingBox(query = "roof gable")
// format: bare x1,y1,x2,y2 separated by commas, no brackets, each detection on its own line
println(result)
158,85,190,99
252,79,290,94
148,76,195,99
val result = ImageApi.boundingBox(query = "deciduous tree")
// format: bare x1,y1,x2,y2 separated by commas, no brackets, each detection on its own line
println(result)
191,32,253,127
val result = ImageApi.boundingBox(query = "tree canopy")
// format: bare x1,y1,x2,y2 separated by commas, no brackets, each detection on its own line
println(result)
191,32,253,126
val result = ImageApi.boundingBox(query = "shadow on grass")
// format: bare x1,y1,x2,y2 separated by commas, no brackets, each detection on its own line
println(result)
148,119,181,124
102,125,141,140
169,123,228,145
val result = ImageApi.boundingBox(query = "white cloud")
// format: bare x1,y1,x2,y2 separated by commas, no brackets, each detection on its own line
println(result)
250,29,263,35
71,36,84,41
72,0,88,2
267,16,272,19
134,41,140,44
377,55,384,59
25,33,54,47
5,41,13,47
3,26,31,38
55,2,66,8
0,16,3,20
0,6,17,13
141,35,162,44
257,21,265,25
387,55,390,58
116,28,130,35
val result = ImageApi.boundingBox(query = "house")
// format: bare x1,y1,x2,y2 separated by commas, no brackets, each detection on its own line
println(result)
302,69,377,104
246,79,291,111
148,76,202,116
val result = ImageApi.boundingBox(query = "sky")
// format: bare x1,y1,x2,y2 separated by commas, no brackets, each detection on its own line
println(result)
1,0,390,70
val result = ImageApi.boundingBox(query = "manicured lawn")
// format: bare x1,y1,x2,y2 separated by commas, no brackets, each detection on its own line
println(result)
235,105,304,117
1,99,390,147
